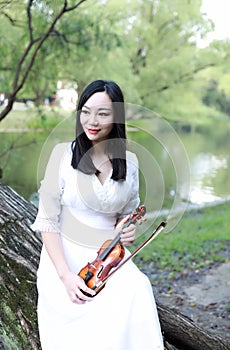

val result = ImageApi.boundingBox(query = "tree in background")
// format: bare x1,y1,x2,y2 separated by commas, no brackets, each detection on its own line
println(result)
0,0,229,123
0,1,82,119
202,79,230,116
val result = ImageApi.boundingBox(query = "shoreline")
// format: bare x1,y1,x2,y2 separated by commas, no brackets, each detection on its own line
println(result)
147,195,230,221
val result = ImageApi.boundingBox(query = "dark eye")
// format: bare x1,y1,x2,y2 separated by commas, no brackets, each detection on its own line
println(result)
81,109,89,115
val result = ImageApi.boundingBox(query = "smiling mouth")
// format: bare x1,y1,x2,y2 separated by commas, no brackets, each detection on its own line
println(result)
88,129,100,134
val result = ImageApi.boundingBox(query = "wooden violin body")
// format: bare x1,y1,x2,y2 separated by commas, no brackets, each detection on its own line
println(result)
78,205,167,297
78,205,146,295
78,240,125,290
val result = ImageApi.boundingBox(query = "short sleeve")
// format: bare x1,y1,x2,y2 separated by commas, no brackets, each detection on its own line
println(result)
120,152,140,216
30,143,68,234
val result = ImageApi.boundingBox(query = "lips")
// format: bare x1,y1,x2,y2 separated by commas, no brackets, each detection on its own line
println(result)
88,128,100,135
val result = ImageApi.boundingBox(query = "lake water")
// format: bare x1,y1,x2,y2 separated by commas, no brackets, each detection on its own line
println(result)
1,118,230,217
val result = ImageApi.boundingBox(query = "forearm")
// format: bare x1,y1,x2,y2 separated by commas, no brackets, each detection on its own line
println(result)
41,231,71,280
41,231,95,303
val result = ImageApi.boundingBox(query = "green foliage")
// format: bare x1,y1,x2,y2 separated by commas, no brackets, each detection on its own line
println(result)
25,107,70,130
202,79,230,116
0,0,229,124
132,201,230,278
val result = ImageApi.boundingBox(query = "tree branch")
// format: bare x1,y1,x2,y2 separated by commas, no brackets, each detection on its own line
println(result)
140,62,216,100
65,0,87,12
0,0,87,122
1,11,17,25
27,0,34,42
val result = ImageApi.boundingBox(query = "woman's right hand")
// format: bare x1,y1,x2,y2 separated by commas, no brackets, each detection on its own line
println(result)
61,271,96,304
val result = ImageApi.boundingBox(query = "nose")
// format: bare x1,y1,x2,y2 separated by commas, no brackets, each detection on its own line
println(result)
88,112,98,125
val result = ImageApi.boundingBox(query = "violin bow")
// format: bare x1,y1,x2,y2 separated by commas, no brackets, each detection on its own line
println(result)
93,221,167,294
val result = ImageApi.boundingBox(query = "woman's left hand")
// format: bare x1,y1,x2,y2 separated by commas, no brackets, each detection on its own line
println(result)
115,215,136,246
120,223,136,246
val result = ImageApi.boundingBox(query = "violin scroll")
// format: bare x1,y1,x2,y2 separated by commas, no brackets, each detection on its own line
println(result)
122,205,146,228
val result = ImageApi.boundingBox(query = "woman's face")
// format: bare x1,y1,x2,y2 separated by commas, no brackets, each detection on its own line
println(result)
80,92,114,144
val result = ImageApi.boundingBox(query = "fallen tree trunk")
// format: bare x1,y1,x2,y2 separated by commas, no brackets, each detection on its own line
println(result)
0,183,230,350
0,183,42,349
158,304,230,350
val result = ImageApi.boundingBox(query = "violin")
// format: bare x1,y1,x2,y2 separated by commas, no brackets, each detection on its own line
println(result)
88,220,166,296
78,205,146,295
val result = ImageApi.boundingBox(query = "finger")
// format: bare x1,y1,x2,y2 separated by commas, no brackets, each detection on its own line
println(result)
122,235,135,242
74,288,92,303
121,233,134,241
120,234,135,245
78,290,95,302
70,292,84,304
122,227,135,237
122,224,135,233
75,296,85,304
116,215,130,229
77,276,96,298
78,285,96,299
82,282,96,297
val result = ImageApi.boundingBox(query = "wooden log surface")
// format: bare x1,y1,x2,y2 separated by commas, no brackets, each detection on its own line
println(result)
158,303,230,350
0,183,41,349
0,183,230,350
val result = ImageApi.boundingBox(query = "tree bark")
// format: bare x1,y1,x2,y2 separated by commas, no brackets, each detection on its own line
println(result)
0,183,230,350
0,183,41,349
158,304,230,350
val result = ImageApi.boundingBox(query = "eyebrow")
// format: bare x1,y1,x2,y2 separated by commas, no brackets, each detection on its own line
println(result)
83,105,112,111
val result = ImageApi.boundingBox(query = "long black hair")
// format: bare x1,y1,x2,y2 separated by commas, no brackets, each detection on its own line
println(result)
71,80,127,181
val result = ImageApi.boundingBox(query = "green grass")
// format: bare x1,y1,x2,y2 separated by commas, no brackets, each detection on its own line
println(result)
132,201,230,278
0,104,73,131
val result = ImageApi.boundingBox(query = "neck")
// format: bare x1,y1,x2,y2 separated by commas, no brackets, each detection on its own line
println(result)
92,142,106,155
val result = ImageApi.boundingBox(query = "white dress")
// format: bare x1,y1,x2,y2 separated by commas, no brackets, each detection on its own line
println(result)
31,142,164,350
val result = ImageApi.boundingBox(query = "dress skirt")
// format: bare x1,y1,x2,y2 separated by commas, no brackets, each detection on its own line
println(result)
31,144,164,349
37,237,164,350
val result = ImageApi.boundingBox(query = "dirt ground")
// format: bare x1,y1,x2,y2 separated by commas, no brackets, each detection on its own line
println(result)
150,261,230,341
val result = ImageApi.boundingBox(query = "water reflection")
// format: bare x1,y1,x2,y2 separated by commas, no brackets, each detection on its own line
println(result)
0,124,230,210
180,123,230,206
189,153,229,204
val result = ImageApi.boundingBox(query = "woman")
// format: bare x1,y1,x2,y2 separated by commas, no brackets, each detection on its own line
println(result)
31,80,164,350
